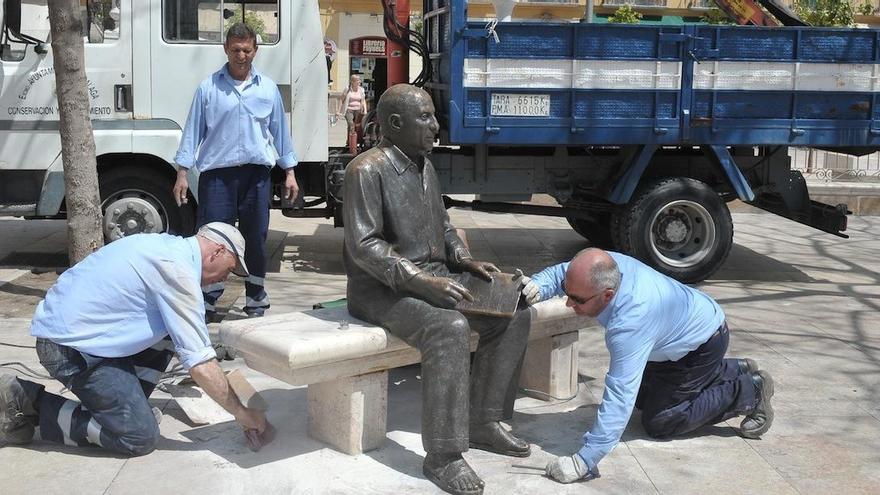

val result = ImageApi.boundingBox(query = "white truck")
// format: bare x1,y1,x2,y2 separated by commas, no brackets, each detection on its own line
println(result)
0,0,327,240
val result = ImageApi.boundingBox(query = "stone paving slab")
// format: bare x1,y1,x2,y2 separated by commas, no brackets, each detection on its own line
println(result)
0,212,878,494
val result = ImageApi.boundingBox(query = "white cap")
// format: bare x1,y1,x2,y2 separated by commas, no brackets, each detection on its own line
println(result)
197,222,249,277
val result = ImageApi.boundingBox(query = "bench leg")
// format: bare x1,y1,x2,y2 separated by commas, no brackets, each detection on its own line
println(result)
519,331,579,400
307,371,388,455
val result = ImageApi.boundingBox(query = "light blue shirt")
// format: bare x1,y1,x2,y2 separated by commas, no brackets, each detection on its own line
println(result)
531,252,725,472
31,234,217,370
174,64,297,172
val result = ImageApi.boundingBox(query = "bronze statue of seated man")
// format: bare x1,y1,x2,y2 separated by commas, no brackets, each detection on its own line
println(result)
342,84,532,495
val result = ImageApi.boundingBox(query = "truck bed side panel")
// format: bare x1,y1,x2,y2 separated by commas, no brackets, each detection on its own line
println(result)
426,2,880,149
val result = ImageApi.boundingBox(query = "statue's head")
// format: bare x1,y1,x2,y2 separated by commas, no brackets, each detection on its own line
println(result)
377,84,439,157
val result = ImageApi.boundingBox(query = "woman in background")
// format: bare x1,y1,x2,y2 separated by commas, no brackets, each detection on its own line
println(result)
337,75,367,141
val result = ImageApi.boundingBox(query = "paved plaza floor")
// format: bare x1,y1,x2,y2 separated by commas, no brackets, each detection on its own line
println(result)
0,209,878,494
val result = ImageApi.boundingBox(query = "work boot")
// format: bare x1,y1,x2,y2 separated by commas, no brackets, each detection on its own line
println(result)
740,371,774,439
0,373,41,446
243,306,266,318
737,358,759,375
205,310,222,324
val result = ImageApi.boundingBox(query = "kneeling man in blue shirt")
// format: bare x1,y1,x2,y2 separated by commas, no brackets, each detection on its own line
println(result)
525,248,774,483
0,223,270,455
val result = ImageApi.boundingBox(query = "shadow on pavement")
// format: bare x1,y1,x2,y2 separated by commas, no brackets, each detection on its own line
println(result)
708,244,813,282
0,252,69,269
0,282,47,299
15,441,133,460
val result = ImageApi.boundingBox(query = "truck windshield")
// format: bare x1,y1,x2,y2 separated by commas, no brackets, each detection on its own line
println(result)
1,0,121,62
163,1,279,45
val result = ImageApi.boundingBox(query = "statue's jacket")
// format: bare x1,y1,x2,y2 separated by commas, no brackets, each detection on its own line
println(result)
342,142,472,306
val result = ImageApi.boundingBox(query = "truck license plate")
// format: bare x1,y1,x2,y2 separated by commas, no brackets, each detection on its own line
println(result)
490,94,550,117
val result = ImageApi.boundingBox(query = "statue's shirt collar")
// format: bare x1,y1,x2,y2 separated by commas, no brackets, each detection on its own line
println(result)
381,144,424,175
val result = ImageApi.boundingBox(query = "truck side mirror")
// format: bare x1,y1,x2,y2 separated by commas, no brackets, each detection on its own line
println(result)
4,0,22,34
34,42,48,54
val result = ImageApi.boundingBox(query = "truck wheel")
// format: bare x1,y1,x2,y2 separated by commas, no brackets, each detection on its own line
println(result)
99,167,196,242
613,178,732,283
566,213,614,248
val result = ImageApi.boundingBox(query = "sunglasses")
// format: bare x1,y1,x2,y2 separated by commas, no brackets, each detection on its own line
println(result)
562,281,603,305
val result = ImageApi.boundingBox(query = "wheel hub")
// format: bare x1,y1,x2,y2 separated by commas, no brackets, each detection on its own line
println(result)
103,196,164,241
656,212,689,245
648,200,716,268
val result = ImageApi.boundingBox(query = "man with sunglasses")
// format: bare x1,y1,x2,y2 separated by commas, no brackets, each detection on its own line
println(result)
0,223,271,455
520,248,773,484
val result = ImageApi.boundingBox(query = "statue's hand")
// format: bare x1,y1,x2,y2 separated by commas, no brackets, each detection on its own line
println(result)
405,273,474,308
460,259,500,282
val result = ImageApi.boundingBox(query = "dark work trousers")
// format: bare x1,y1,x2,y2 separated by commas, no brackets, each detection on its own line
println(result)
637,322,757,438
197,165,271,313
348,274,531,454
28,337,174,456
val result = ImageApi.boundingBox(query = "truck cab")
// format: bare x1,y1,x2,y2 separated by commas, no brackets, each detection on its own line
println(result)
0,0,328,240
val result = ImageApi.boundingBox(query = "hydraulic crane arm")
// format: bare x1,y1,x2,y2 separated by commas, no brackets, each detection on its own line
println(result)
712,0,809,26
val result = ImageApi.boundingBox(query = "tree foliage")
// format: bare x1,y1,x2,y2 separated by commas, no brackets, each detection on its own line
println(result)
858,0,875,15
703,8,735,24
224,10,268,41
795,0,855,26
608,4,643,24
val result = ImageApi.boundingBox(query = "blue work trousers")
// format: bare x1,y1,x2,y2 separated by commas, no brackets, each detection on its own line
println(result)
31,338,174,456
197,165,271,312
637,322,757,438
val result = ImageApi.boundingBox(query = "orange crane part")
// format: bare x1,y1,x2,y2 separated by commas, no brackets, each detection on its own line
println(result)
714,0,780,26
384,0,410,87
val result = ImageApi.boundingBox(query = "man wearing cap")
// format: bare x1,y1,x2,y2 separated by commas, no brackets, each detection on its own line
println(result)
0,223,270,455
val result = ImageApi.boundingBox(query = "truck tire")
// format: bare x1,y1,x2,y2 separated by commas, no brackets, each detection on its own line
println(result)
612,177,732,283
99,166,196,242
566,213,614,248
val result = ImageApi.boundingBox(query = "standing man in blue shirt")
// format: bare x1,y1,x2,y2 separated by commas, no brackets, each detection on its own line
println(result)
525,248,774,483
0,223,271,455
172,22,298,319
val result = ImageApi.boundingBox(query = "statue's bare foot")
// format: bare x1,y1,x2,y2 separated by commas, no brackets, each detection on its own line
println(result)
423,453,484,495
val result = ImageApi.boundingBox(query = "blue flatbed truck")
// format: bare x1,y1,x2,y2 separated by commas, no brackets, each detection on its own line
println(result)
376,0,868,282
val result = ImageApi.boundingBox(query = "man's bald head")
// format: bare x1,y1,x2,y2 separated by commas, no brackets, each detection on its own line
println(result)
564,248,619,317
569,248,620,292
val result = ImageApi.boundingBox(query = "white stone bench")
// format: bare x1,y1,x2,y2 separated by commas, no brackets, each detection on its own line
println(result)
218,298,589,454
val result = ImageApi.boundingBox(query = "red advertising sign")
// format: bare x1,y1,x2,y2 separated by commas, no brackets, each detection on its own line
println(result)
350,37,387,57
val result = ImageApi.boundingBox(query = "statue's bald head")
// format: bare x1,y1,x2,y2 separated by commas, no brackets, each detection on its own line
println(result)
377,84,430,129
376,83,438,157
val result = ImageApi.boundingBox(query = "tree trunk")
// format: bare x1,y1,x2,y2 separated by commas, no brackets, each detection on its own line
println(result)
48,0,104,265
